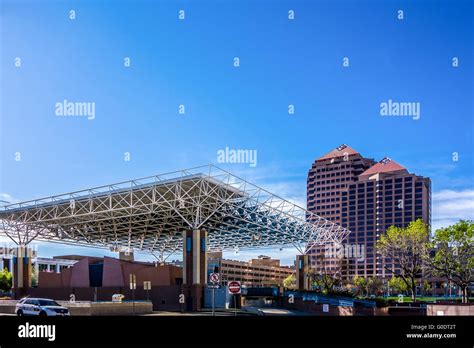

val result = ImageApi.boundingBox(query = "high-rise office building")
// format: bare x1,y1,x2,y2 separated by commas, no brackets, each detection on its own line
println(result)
307,144,376,223
307,145,431,280
306,145,375,275
341,157,431,279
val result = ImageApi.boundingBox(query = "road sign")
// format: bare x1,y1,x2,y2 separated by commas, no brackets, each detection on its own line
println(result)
227,281,241,294
209,272,220,284
208,273,220,317
129,274,136,290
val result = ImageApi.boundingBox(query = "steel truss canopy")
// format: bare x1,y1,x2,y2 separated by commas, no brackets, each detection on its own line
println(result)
0,165,350,257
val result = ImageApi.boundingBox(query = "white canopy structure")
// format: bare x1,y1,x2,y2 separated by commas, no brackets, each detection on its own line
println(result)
0,165,349,259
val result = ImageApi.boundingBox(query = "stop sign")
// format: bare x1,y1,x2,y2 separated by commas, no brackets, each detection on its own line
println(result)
228,281,241,294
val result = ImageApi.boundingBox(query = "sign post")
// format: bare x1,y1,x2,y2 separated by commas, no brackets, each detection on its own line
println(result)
129,274,136,316
227,281,241,316
212,287,215,316
144,281,151,302
209,272,220,316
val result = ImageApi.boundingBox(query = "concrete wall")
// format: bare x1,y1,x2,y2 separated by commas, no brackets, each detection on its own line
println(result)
0,300,17,314
282,298,392,316
87,302,152,316
0,300,152,316
70,257,90,288
38,272,62,288
285,298,354,315
355,307,389,316
57,301,92,316
102,257,125,287
19,285,183,311
283,300,473,316
148,285,183,311
38,256,182,289
387,306,427,316
427,304,473,316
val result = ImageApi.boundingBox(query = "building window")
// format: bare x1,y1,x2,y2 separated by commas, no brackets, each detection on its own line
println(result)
186,237,192,252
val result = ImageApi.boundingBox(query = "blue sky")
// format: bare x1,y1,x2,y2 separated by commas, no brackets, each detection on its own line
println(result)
1,0,473,265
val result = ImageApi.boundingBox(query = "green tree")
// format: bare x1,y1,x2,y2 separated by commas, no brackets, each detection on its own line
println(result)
310,251,343,294
31,267,38,287
367,277,384,296
0,268,12,292
388,276,408,294
312,273,341,294
377,219,430,302
353,276,368,296
283,274,296,290
421,279,432,296
429,220,474,303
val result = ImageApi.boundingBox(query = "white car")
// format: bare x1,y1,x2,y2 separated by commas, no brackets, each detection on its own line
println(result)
112,294,125,302
16,298,70,316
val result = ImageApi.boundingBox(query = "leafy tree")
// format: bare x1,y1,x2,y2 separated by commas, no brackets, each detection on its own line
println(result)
429,220,474,303
367,277,384,296
353,276,368,296
283,274,296,290
31,267,38,287
421,279,432,296
312,273,341,294
388,276,408,294
309,249,343,294
327,286,356,298
353,277,384,297
377,219,430,302
0,268,12,292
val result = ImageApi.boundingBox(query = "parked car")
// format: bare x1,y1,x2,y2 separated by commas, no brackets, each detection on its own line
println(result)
112,294,125,302
16,298,70,316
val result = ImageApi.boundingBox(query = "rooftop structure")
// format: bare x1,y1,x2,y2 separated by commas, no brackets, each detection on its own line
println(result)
0,165,349,259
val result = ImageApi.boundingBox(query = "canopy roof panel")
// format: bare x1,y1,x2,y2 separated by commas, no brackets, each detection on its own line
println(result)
0,165,349,256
